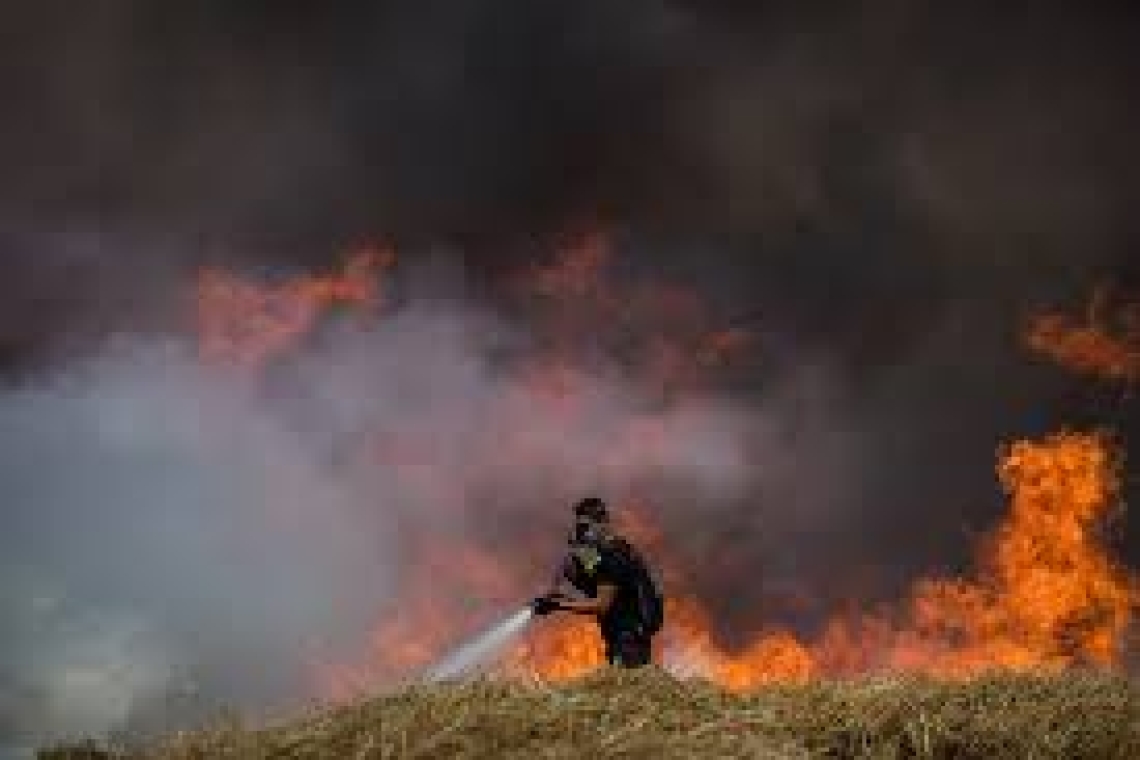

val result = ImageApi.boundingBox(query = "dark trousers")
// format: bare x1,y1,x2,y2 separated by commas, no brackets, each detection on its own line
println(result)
604,629,652,667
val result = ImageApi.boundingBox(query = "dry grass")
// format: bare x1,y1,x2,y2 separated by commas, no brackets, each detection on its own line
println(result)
41,667,1140,759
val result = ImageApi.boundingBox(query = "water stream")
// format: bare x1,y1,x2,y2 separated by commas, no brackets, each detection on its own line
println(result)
426,607,534,682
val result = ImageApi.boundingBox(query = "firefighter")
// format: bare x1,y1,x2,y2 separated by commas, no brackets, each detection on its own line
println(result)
532,497,663,667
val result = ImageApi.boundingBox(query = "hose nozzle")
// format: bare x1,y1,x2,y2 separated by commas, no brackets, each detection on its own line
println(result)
530,594,561,616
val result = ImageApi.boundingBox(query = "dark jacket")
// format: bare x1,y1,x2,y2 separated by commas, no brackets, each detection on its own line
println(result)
561,536,648,640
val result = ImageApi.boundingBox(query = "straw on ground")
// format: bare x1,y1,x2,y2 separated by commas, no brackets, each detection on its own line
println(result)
41,667,1140,759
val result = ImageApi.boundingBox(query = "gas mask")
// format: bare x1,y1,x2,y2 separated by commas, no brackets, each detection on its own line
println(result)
569,519,604,575
569,517,602,547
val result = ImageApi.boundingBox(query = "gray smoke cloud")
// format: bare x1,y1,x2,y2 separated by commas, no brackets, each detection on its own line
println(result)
1,252,868,751
0,339,397,751
0,242,1134,753
1,2,1139,754
0,3,1135,255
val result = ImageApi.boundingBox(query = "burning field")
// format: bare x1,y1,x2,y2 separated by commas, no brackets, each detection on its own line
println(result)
6,8,1140,756
195,241,1138,692
7,238,1140,758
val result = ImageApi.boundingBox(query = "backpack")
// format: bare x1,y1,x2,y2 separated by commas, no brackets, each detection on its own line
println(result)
608,540,665,635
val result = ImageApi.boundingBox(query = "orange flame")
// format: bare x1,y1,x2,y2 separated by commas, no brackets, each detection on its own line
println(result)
872,431,1134,676
196,248,393,370
1026,291,1140,384
194,242,1137,695
500,434,1135,688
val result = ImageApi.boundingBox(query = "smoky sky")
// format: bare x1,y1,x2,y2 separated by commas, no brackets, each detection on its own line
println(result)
2,1,1140,753
1,0,1137,536
0,1,1137,375
0,3,1137,244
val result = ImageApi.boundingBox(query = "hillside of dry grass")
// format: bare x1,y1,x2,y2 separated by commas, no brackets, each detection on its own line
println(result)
42,667,1140,759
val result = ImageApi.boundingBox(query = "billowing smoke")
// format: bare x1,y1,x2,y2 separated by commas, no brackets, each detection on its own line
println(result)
1,2,1139,755
0,339,396,749
0,248,857,749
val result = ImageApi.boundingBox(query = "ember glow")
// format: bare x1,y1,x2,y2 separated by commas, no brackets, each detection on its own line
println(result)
1026,292,1140,384
197,249,393,370
195,242,1138,696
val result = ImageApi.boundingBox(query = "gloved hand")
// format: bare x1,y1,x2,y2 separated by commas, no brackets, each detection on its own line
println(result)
531,594,562,616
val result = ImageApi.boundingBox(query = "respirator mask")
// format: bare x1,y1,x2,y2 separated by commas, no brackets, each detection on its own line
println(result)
569,517,601,547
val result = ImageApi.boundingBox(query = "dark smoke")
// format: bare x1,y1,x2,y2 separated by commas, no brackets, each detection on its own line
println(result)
1,2,1139,754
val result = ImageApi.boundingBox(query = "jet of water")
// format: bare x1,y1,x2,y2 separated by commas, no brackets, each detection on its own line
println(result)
426,607,534,682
